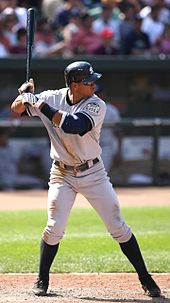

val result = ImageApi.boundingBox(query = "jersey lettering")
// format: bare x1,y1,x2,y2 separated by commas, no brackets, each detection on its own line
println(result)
84,103,100,114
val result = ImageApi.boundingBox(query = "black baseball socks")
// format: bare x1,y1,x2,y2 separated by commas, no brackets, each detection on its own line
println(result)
39,239,59,282
119,233,148,277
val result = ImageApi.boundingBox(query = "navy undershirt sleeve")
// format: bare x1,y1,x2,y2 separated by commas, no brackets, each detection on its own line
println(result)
61,112,92,135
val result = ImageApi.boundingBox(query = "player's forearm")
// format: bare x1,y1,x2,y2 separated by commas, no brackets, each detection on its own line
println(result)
11,93,90,134
52,112,63,125
38,102,62,125
11,95,26,114
39,103,91,134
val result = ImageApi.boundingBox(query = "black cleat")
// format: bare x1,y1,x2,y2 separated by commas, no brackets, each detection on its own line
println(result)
139,274,161,297
32,278,49,296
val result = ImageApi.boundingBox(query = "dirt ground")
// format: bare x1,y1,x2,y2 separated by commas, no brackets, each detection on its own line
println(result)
0,273,169,303
0,187,170,303
0,186,170,210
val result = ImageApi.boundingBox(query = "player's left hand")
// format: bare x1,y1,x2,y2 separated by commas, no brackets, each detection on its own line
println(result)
18,78,35,94
21,92,38,107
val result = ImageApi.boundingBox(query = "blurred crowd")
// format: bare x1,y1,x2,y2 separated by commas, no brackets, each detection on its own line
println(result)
1,0,170,58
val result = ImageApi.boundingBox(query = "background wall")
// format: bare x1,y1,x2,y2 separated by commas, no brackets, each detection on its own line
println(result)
0,56,170,187
1,56,170,119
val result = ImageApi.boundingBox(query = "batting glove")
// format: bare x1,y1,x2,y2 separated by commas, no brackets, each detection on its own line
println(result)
21,92,38,107
18,78,35,94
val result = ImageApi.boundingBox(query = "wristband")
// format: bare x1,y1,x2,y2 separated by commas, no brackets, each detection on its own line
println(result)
40,103,58,121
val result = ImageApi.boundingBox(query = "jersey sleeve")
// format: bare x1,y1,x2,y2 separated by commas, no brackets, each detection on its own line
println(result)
80,95,106,127
25,90,59,117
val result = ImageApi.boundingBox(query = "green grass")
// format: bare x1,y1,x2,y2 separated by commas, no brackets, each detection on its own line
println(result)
0,206,169,273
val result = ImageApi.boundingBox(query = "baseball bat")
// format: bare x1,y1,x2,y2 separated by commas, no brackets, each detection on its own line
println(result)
26,8,36,83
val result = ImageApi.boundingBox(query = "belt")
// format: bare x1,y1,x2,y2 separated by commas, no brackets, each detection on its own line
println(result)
54,157,99,173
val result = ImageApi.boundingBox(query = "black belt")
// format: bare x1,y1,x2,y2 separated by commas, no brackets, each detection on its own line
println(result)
54,157,99,173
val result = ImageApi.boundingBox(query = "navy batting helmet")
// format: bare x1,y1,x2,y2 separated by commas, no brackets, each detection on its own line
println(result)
64,61,102,87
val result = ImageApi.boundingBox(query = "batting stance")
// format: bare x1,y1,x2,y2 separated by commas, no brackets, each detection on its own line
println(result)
11,61,161,297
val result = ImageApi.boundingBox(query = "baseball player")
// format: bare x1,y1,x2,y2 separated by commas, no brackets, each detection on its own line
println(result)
11,61,161,297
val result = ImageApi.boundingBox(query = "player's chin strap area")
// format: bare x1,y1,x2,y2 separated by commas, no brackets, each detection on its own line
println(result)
54,157,99,174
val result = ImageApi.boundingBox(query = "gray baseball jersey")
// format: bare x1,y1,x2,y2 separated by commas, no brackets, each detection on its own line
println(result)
25,87,131,247
26,88,106,165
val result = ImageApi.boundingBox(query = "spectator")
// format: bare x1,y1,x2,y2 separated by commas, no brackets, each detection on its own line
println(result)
93,27,118,55
123,14,151,55
69,12,102,55
34,17,58,56
92,3,121,46
0,0,15,12
52,0,85,30
0,0,169,59
9,0,28,28
96,85,122,173
1,7,19,46
33,17,67,57
154,23,170,54
156,0,170,25
101,0,122,20
9,27,26,55
141,4,165,46
42,0,63,22
0,15,10,56
118,0,142,14
62,7,81,44
119,4,136,54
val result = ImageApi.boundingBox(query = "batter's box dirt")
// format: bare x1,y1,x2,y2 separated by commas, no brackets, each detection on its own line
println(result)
0,273,169,303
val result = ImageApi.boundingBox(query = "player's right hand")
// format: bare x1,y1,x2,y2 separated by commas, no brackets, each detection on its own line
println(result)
18,78,35,94
21,92,38,107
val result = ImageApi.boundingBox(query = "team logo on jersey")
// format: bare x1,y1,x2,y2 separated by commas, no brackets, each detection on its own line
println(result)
84,103,100,114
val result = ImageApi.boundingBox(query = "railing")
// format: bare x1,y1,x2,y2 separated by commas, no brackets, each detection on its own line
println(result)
0,117,170,186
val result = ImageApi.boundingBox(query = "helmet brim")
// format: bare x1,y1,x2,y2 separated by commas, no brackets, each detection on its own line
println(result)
82,72,102,83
